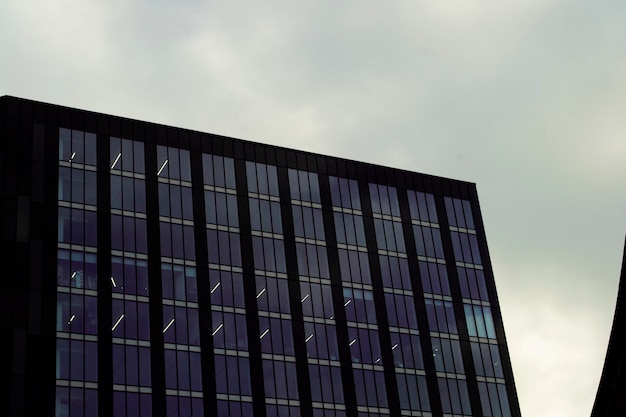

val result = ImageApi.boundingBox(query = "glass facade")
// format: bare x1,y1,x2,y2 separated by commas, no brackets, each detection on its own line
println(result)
53,133,516,416
56,128,99,417
110,137,153,417
1,97,520,417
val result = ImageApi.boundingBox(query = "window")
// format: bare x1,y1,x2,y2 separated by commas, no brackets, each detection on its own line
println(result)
343,288,377,324
419,261,451,296
156,145,191,181
438,378,471,415
289,169,321,203
445,197,475,230
385,293,418,329
203,154,236,189
348,327,382,365
414,226,444,259
252,237,286,273
338,250,371,285
458,267,489,301
304,323,339,360
432,337,465,374
246,162,279,196
407,190,438,223
329,176,361,210
465,304,496,339
374,219,405,253
390,332,423,369
296,243,330,279
425,299,457,334
379,255,411,290
397,374,430,412
369,184,400,217
450,231,482,265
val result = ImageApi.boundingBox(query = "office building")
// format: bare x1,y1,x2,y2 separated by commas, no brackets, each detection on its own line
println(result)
1,96,521,417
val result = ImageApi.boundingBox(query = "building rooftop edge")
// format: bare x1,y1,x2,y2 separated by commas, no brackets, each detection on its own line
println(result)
1,94,477,189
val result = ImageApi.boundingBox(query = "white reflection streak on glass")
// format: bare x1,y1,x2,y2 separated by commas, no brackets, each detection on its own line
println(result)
111,152,122,169
392,343,398,350
212,323,224,336
301,294,310,302
305,334,314,343
112,314,125,331
69,152,76,162
344,299,352,307
256,288,266,298
163,318,175,333
67,314,76,325
110,277,117,287
157,159,168,176
260,328,270,339
349,338,357,346
210,282,221,294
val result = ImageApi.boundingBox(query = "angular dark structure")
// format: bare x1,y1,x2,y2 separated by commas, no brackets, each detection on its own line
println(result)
591,236,626,417
1,95,521,417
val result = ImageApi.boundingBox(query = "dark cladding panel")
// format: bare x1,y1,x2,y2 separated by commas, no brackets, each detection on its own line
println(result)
232,138,245,160
212,135,224,156
285,149,297,169
109,114,122,138
244,141,255,160
305,153,317,173
178,128,190,149
265,144,277,165
275,147,286,168
315,155,327,176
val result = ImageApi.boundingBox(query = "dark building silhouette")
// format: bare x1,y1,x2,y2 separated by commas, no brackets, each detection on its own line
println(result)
591,236,626,417
1,96,521,417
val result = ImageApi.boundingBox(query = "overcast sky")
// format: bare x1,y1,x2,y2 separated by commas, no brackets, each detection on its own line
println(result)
2,1,626,416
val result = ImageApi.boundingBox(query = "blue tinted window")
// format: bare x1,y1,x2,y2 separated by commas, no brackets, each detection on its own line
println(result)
425,299,457,334
419,262,451,295
300,282,334,319
343,288,377,324
414,226,444,259
251,237,286,273
390,332,423,369
329,176,361,210
207,230,242,267
338,250,371,285
379,255,411,290
209,270,245,308
203,154,236,189
465,304,496,339
212,311,248,350
432,337,464,374
407,191,438,223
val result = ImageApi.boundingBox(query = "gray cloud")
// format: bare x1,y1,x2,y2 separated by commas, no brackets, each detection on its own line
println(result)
2,1,626,415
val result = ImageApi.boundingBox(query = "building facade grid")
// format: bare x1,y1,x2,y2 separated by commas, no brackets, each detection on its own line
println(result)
0,96,521,417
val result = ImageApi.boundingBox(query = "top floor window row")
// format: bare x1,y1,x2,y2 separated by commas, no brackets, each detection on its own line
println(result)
157,145,191,181
445,197,475,230
246,161,279,197
407,191,438,223
62,131,480,235
288,169,320,203
110,137,145,173
369,184,401,217
329,176,361,210
203,154,236,189
59,128,96,166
